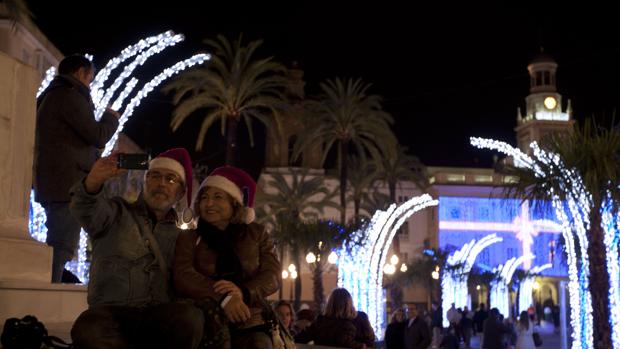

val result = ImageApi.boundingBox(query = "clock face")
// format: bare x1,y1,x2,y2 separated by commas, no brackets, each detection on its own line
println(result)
544,96,557,110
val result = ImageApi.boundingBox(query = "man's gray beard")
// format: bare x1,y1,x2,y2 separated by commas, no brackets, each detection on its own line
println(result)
143,190,176,213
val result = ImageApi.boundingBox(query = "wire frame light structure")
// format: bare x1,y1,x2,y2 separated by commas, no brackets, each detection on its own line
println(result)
338,194,438,340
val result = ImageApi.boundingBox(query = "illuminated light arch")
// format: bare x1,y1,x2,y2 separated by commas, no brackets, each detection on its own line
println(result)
471,137,595,349
441,234,503,327
490,255,533,318
30,31,210,283
338,194,438,340
518,263,552,313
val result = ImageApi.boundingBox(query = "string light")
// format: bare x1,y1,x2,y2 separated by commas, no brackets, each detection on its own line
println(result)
441,234,503,327
31,32,210,284
338,194,438,340
519,264,552,313
471,137,595,349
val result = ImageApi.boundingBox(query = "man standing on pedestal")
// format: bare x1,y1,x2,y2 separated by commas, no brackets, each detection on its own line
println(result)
34,54,119,283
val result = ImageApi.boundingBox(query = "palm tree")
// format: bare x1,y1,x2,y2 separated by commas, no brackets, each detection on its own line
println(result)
162,34,287,165
493,119,620,348
293,78,396,224
255,168,339,309
387,248,453,311
1,0,33,25
371,144,429,201
346,156,377,222
297,220,350,309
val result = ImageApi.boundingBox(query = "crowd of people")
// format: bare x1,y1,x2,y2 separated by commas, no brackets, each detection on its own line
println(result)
382,301,544,349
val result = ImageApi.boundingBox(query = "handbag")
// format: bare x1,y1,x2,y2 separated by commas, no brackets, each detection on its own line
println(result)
532,331,543,347
1,315,72,349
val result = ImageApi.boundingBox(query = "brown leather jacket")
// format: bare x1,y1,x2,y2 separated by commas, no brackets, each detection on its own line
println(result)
173,222,281,328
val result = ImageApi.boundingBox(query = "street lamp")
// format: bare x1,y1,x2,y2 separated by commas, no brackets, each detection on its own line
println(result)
328,251,338,264
431,265,440,280
306,252,317,264
400,263,408,272
390,254,399,265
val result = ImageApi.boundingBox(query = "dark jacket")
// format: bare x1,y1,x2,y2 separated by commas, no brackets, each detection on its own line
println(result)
482,316,510,349
384,321,405,349
69,181,180,306
295,315,366,349
404,317,431,349
35,74,118,203
353,311,376,348
173,221,281,328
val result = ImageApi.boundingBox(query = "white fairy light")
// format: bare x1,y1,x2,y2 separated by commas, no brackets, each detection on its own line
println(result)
94,33,184,119
519,264,552,313
102,53,210,156
338,194,438,340
36,67,56,98
441,234,502,327
471,137,596,349
91,31,176,105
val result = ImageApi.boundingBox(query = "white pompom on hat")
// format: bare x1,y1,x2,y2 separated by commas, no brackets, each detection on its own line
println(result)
198,166,256,224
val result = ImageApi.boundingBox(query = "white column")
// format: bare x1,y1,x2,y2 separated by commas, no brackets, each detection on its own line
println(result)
0,52,52,283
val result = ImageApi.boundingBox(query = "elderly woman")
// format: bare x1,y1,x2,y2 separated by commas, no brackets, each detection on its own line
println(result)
173,166,281,349
295,288,373,349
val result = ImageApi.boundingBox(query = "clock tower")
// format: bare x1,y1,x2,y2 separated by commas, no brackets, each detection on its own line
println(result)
515,52,574,154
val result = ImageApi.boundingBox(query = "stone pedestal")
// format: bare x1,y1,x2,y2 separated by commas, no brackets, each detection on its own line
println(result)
0,52,87,325
0,51,52,283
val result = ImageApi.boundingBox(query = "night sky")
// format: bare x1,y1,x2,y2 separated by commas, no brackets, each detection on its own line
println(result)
27,2,620,176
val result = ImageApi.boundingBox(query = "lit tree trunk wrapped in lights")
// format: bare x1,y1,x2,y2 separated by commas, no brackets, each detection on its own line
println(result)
471,119,620,349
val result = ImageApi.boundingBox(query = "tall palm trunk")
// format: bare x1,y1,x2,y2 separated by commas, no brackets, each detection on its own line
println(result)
339,141,349,224
225,116,239,165
354,198,361,222
313,262,325,309
292,246,302,311
588,210,612,349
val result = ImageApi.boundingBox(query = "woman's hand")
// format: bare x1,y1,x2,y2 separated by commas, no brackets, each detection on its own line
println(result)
222,294,251,323
213,280,243,299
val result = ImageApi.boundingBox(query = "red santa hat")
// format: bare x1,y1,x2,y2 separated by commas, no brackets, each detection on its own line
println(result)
148,148,193,207
199,166,256,224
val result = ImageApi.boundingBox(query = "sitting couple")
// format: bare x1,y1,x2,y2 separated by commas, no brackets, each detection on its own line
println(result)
70,148,281,349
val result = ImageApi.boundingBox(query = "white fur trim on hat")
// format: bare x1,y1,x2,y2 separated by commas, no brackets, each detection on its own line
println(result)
244,207,255,224
149,157,186,183
203,175,243,205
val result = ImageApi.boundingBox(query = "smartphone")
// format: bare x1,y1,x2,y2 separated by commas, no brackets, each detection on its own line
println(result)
117,153,149,170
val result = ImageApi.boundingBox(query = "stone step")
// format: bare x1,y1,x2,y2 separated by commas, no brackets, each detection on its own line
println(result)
0,280,87,326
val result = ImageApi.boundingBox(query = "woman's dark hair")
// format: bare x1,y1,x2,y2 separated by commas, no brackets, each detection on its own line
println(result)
58,54,94,75
518,310,530,330
324,288,356,320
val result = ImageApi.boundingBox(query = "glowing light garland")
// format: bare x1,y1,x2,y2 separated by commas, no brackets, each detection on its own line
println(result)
490,255,532,318
471,137,595,349
338,194,438,340
36,67,56,98
102,53,210,156
518,263,552,313
601,195,620,349
30,31,210,283
441,234,503,327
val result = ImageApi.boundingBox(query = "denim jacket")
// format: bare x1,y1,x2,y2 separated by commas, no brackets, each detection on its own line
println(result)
70,180,180,307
